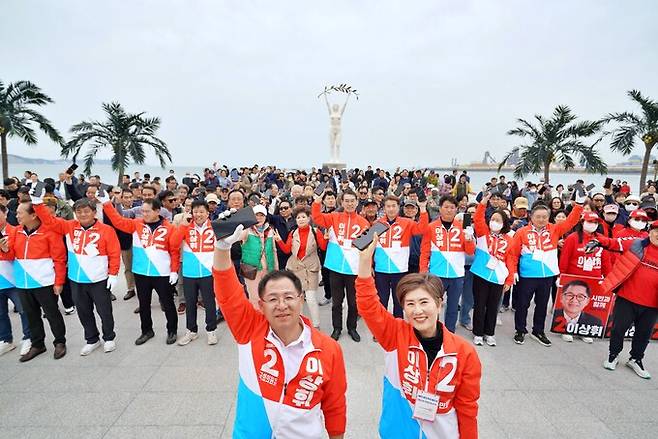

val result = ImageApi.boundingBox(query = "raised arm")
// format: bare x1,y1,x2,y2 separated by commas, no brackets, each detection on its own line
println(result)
355,237,403,352
555,203,583,237
101,200,137,234
473,201,489,237
33,203,67,235
213,226,266,344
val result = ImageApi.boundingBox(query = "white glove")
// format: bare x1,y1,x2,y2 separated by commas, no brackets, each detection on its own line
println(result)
514,273,520,285
95,189,111,205
106,275,118,291
574,192,587,205
168,272,179,285
30,187,45,205
555,278,560,288
215,224,244,250
464,226,475,241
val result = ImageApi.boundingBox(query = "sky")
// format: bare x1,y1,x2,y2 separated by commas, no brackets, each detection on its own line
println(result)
2,0,657,170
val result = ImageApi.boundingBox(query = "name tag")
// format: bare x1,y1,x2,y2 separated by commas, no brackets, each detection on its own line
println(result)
391,241,402,249
342,239,353,249
412,390,439,421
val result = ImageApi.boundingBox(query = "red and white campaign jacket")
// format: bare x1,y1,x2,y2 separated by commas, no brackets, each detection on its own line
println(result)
34,204,121,283
558,230,611,278
0,223,17,289
173,219,215,278
420,219,475,278
213,267,347,439
470,204,516,286
356,276,481,439
510,204,582,278
103,203,180,277
5,223,67,289
374,213,428,274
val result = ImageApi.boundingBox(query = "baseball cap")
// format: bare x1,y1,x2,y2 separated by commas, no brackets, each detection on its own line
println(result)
630,209,648,220
253,205,267,216
649,220,658,230
205,193,219,204
582,212,601,222
363,198,377,206
513,197,529,209
603,204,619,214
625,195,641,205
403,199,418,208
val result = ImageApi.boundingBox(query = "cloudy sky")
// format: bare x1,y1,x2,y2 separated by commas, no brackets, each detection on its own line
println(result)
3,0,657,169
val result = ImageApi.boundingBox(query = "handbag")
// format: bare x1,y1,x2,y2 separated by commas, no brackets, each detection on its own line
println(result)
239,262,258,280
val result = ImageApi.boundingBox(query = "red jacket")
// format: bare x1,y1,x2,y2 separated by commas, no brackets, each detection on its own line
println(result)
559,231,611,278
356,275,481,439
6,223,67,288
420,218,476,278
213,267,347,437
599,237,658,308
34,204,121,283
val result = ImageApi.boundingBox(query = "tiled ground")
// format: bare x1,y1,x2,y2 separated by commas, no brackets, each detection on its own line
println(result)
1,274,656,439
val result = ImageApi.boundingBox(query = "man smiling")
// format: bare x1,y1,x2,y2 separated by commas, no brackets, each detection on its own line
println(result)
212,225,347,438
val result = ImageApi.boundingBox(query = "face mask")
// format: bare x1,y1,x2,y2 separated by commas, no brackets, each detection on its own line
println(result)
629,219,647,231
583,222,599,233
489,221,503,232
625,204,638,212
529,189,537,193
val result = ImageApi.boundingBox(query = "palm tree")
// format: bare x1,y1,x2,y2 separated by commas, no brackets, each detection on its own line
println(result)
62,102,171,185
0,80,63,180
602,90,658,193
498,105,607,185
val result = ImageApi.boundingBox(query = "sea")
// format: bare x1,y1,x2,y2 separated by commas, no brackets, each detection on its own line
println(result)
6,162,644,193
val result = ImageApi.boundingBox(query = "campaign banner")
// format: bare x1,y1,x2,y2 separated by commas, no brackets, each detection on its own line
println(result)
550,274,612,338
603,295,658,340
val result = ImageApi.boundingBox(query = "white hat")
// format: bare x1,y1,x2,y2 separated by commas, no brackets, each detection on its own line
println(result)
253,205,267,216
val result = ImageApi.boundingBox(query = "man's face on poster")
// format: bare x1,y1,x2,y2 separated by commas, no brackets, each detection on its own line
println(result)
562,283,590,318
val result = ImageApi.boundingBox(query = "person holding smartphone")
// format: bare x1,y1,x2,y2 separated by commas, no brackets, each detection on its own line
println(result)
356,236,481,438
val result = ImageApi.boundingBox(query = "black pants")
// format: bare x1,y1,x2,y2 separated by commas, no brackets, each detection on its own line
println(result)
70,280,115,343
609,296,658,361
502,285,520,310
473,276,503,337
183,276,217,333
18,286,66,349
330,270,357,331
134,274,178,335
375,272,405,318
514,276,553,334
319,250,332,299
57,278,75,309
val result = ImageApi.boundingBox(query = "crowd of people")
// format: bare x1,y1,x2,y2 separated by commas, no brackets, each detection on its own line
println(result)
0,164,657,438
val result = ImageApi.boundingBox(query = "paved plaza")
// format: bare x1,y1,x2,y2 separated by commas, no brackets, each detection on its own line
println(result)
1,275,657,439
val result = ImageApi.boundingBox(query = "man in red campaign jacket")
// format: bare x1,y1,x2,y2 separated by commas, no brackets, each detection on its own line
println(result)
33,194,121,357
589,222,658,379
1,200,67,362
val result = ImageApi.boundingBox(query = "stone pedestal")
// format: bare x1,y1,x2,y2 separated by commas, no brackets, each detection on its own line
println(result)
322,161,347,170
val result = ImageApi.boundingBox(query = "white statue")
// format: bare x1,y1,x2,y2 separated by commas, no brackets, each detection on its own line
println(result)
324,93,350,162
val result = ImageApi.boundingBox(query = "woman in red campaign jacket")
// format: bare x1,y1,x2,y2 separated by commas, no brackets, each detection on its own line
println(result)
356,236,481,439
469,194,516,347
615,209,649,240
588,223,658,379
558,212,611,344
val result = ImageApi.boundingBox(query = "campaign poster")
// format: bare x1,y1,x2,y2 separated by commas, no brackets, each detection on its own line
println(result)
603,295,658,340
550,274,612,338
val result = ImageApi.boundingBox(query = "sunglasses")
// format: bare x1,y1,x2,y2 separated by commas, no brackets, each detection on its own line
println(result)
626,202,639,206
593,198,605,202
279,206,290,210
167,198,177,203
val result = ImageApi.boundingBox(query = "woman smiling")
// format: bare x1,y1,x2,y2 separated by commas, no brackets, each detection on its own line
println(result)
355,236,481,439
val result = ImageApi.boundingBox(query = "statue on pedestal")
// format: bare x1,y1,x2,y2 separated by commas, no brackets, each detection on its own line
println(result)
319,84,358,166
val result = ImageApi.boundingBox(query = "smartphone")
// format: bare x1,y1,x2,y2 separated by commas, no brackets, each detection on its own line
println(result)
394,185,404,197
416,187,427,202
211,207,258,239
585,183,596,192
462,213,472,229
65,163,79,175
314,181,327,196
603,178,613,189
352,222,390,251
538,185,547,195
